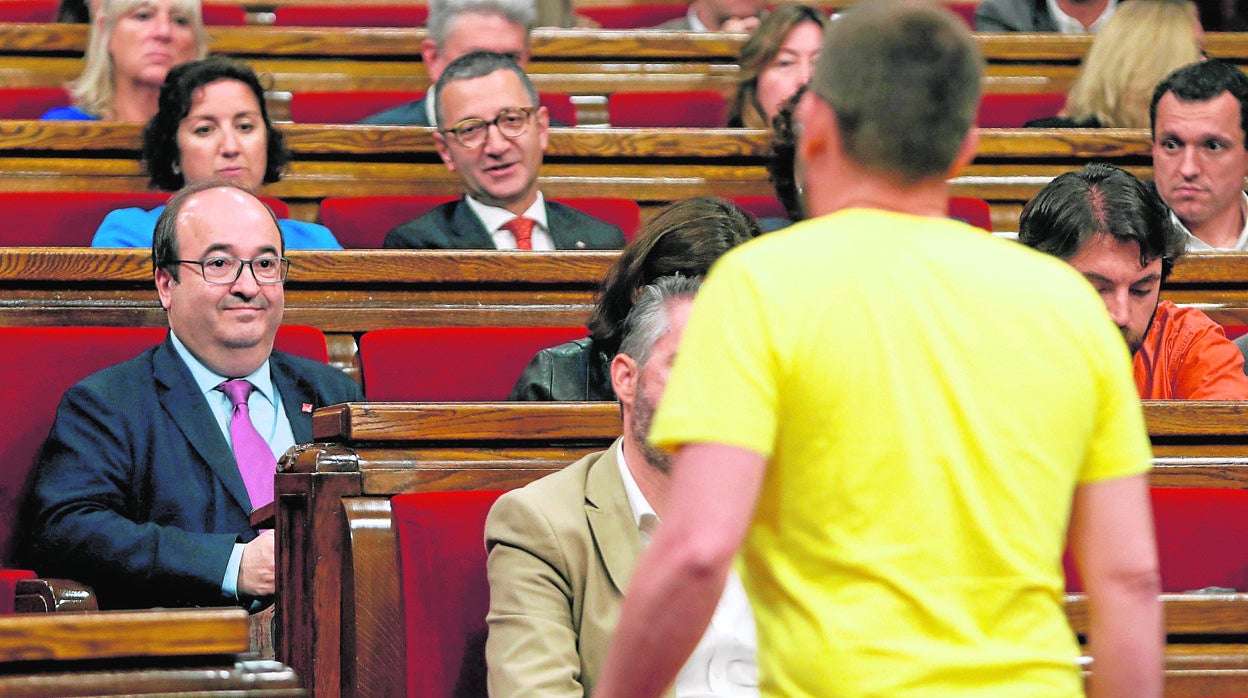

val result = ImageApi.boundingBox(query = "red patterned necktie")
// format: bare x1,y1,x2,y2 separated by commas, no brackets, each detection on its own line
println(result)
501,216,537,250
217,379,277,512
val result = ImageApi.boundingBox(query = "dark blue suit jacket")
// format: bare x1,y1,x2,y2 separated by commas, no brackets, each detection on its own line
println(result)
356,96,570,127
382,197,626,250
22,336,363,609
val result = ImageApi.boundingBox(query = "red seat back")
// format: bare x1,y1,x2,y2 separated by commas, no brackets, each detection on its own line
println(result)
0,192,290,246
202,3,247,25
0,87,71,119
0,0,56,21
393,490,504,697
579,3,687,27
943,1,978,28
273,4,429,27
949,196,992,232
359,326,588,401
291,91,577,127
976,93,1067,128
0,568,37,615
320,195,639,247
1065,488,1248,592
732,196,788,221
608,91,727,127
0,325,328,567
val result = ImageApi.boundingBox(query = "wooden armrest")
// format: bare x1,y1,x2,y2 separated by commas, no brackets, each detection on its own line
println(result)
14,579,97,614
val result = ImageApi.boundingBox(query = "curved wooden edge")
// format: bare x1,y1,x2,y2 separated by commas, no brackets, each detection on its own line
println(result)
13,578,97,613
0,607,250,662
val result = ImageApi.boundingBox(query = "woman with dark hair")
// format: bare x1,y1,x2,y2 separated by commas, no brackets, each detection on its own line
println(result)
508,195,762,401
727,4,826,129
92,57,341,248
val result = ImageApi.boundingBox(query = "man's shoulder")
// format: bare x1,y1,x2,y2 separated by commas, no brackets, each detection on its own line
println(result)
545,200,627,247
356,98,429,126
382,200,463,248
488,448,613,528
271,349,363,399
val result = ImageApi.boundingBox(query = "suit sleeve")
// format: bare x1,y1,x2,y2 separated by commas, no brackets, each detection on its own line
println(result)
485,491,587,697
24,382,239,607
1174,321,1248,399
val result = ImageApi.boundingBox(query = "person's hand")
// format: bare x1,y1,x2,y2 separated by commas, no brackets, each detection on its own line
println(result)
238,530,275,597
721,16,761,33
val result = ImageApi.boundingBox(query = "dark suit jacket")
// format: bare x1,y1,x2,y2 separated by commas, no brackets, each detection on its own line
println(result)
507,337,616,401
383,197,626,250
357,96,432,126
973,0,1058,31
22,336,363,609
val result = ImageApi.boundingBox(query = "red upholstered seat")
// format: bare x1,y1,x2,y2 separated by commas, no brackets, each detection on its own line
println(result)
943,1,978,27
392,490,505,697
0,0,56,21
948,196,992,232
273,4,428,27
579,3,687,27
359,326,588,400
0,569,37,615
731,196,788,222
607,91,727,127
201,3,247,25
0,325,328,570
320,195,640,247
1066,488,1248,593
0,87,72,119
976,93,1067,128
290,91,577,127
0,192,290,246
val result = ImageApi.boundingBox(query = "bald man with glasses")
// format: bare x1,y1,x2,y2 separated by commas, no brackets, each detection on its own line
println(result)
383,51,626,250
22,182,363,610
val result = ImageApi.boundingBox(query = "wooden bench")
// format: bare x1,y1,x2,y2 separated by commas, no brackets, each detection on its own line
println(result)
0,121,1161,232
274,401,1248,697
0,606,305,696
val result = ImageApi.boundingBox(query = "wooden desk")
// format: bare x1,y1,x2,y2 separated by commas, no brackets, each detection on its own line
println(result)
275,400,1248,697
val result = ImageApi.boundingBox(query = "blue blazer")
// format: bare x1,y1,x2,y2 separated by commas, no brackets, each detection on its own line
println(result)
383,197,626,250
22,336,363,609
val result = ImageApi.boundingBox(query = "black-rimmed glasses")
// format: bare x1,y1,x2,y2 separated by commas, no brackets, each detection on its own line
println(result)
176,255,290,285
440,106,536,149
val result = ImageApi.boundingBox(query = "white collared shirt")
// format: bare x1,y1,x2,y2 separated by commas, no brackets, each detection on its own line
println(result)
1175,191,1248,251
1046,0,1116,33
464,192,555,250
616,442,759,697
685,5,708,31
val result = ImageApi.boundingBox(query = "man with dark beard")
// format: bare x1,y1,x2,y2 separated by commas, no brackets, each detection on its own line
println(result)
483,275,759,697
1020,162,1248,399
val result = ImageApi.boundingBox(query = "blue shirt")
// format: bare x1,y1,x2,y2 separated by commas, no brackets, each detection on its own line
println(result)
92,204,343,250
41,105,99,121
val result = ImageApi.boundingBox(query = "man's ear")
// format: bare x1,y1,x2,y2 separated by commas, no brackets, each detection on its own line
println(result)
433,131,455,170
947,126,979,179
610,352,640,408
420,38,441,80
536,105,550,151
155,268,175,311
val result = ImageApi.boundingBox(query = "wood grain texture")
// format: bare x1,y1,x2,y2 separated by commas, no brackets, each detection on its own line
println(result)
0,608,249,662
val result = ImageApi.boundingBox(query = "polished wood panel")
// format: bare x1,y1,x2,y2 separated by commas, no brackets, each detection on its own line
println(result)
0,607,249,662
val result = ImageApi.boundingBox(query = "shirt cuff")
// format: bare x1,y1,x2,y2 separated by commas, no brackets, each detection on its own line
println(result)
222,542,246,600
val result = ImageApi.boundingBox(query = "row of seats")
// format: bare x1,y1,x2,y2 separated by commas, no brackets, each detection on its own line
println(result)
0,193,990,247
0,1,979,28
0,86,1067,128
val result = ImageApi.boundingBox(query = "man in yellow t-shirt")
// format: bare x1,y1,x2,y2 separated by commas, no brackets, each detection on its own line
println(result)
594,3,1162,698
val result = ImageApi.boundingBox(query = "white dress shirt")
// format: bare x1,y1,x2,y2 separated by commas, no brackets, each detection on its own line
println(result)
1175,192,1248,251
1046,0,1116,33
464,192,555,250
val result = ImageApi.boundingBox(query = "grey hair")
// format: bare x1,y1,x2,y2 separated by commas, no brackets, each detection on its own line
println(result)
617,275,702,368
433,50,539,128
426,0,535,46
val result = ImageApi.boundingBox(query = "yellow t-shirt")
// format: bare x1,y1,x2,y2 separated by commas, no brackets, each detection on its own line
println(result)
649,209,1152,698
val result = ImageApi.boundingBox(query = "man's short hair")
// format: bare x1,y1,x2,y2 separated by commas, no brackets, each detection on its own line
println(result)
809,1,982,182
153,180,283,280
426,0,535,47
432,50,540,128
617,275,702,368
1150,59,1248,150
1018,162,1186,280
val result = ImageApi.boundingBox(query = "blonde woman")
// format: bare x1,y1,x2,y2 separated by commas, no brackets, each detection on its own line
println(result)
43,0,208,121
727,4,827,128
1032,0,1203,128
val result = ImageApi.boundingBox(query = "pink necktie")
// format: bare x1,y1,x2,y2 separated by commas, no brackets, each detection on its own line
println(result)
501,216,536,250
217,379,277,512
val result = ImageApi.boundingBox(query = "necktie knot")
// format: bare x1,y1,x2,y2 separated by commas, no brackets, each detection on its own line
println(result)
501,216,537,250
218,379,254,407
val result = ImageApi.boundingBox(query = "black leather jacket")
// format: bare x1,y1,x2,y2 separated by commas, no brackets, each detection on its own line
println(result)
507,337,616,401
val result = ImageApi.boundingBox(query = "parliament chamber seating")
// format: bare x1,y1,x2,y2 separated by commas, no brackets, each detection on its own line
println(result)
289,90,578,126
318,195,641,247
606,90,727,127
272,3,428,27
578,3,687,28
392,489,503,697
976,92,1067,128
358,326,588,400
0,192,290,247
0,87,69,119
0,0,56,22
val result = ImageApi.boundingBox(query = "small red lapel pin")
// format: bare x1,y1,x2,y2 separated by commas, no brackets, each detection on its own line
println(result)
302,403,313,413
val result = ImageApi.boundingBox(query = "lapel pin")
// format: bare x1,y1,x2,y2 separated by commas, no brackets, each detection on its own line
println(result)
576,241,586,249
302,403,313,413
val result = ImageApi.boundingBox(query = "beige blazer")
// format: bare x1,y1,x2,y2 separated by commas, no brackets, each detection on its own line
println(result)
484,440,675,697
